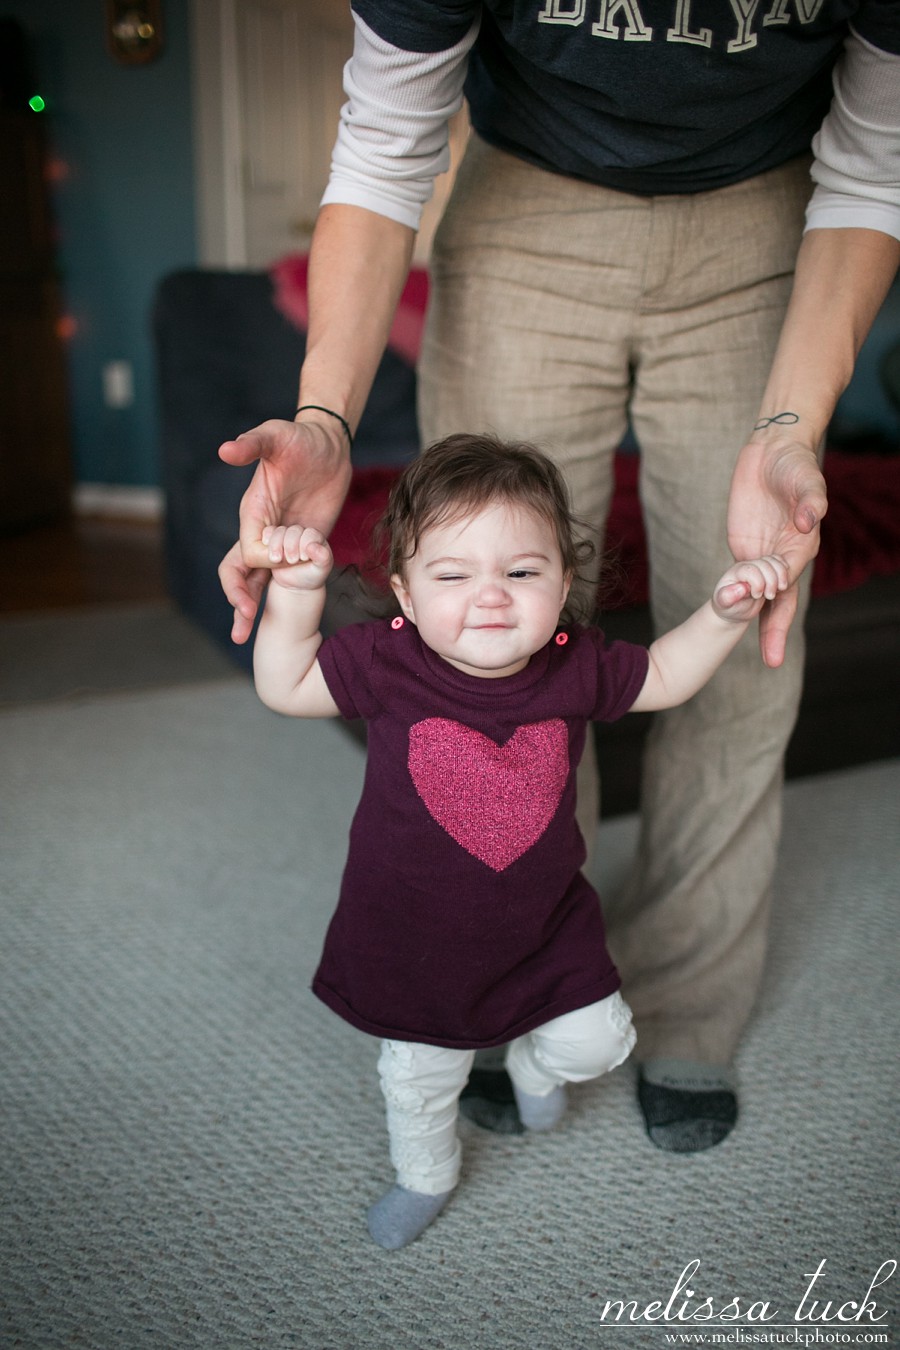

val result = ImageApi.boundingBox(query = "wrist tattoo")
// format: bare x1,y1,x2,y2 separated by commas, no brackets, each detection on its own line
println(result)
754,411,799,431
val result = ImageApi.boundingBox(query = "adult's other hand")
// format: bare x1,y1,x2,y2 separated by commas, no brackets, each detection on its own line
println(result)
727,437,828,669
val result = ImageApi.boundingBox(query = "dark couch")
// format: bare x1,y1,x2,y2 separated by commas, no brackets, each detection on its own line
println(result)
154,267,900,816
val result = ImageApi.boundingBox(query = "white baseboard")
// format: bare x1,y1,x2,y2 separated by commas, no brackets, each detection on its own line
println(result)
73,484,164,521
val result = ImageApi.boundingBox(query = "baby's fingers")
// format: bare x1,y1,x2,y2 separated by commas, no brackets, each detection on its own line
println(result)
290,527,331,568
732,554,789,600
715,580,753,610
280,525,313,565
262,524,288,563
263,524,330,568
752,554,790,599
304,537,333,568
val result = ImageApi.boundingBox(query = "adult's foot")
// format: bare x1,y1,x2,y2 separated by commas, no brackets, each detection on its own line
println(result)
459,1067,524,1135
638,1059,737,1153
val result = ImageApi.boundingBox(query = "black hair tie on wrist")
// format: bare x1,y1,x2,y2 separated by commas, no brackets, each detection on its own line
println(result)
295,404,354,451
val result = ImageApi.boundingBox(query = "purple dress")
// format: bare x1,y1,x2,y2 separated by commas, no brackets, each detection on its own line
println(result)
314,619,649,1049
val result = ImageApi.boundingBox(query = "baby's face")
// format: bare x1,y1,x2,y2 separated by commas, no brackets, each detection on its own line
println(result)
390,500,571,679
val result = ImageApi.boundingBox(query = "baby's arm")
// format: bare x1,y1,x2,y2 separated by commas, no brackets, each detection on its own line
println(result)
253,525,341,717
629,555,790,714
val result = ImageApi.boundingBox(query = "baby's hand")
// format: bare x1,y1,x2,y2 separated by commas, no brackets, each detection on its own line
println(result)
263,524,333,591
713,555,790,623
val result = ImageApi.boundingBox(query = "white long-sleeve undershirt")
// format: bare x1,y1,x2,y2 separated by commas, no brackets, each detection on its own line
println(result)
320,14,478,230
806,29,900,239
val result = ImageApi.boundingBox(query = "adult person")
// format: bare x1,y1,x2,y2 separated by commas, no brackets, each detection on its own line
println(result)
218,1,900,1153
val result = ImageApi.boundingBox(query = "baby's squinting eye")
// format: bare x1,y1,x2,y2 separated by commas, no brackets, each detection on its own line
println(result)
508,569,538,580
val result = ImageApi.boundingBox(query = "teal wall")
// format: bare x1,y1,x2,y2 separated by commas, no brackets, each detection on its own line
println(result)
5,0,197,487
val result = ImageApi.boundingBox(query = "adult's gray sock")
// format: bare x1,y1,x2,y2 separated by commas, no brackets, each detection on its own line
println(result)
638,1058,737,1153
459,1066,524,1134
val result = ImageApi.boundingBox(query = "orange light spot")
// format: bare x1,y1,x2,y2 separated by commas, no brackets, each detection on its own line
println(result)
56,314,79,340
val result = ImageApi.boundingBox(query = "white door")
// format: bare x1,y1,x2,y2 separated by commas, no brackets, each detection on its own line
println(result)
191,0,468,268
237,0,351,266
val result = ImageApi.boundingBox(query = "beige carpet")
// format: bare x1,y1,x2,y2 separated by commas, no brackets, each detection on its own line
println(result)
1,674,897,1349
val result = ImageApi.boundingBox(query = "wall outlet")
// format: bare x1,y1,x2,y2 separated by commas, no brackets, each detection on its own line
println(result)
102,360,134,408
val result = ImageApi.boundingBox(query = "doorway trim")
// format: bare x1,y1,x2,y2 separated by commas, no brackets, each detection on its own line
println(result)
190,0,247,266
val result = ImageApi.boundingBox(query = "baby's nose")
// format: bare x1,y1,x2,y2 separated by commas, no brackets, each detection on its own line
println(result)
476,579,511,606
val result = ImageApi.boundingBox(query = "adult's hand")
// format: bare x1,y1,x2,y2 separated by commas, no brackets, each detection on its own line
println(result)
217,417,352,644
729,227,898,668
727,437,828,669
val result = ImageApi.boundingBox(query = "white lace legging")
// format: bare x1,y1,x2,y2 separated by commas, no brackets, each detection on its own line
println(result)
377,991,636,1195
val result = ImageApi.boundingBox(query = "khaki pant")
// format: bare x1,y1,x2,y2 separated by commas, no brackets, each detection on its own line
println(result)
418,138,814,1064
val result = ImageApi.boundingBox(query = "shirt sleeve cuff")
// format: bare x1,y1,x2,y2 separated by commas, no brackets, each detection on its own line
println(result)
805,186,900,242
320,178,425,232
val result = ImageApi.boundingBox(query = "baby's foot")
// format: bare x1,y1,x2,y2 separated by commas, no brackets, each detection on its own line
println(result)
367,1184,452,1250
513,1083,568,1131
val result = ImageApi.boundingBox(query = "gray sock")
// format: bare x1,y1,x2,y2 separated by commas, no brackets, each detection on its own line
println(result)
638,1058,737,1153
459,1067,524,1134
513,1082,568,1131
367,1185,452,1250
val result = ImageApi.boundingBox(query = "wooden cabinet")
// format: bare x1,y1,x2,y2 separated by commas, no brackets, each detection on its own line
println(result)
0,110,72,531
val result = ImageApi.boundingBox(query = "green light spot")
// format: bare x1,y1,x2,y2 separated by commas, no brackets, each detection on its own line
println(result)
29,94,46,113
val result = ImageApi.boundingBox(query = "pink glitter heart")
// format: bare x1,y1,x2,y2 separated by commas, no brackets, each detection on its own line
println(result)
408,718,569,871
